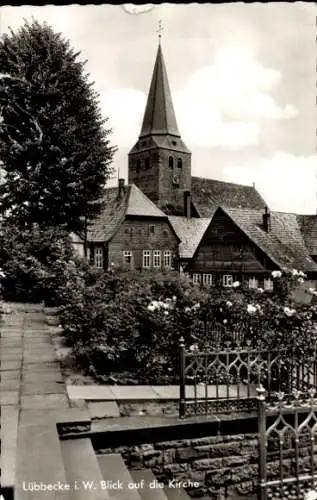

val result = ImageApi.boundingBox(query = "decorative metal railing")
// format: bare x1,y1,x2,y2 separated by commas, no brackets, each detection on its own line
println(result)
258,387,317,500
179,337,317,418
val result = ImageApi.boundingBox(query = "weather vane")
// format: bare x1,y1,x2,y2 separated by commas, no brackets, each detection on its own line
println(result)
157,20,164,42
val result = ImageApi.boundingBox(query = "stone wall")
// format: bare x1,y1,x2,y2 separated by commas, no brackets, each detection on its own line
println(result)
97,433,259,498
97,431,317,499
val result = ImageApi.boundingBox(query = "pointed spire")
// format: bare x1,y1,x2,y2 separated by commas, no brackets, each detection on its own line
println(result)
140,43,180,138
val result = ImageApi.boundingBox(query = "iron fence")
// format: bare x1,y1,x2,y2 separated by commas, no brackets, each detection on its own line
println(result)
179,338,317,418
258,387,317,500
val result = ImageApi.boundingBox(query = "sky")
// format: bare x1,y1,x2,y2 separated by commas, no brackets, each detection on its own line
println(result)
0,2,316,214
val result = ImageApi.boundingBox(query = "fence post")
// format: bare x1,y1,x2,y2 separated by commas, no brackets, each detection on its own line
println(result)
179,336,186,419
257,384,267,500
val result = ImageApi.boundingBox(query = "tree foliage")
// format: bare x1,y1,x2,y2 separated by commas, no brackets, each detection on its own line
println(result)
0,19,116,230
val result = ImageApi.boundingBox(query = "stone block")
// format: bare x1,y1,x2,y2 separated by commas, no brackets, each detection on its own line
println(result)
230,463,258,483
192,458,223,471
156,439,191,450
0,391,19,405
21,393,69,410
163,463,189,474
205,467,232,486
88,401,120,418
209,441,242,458
176,445,210,462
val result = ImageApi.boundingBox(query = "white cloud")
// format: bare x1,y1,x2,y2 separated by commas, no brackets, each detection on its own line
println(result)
100,89,146,147
173,47,298,148
223,152,317,214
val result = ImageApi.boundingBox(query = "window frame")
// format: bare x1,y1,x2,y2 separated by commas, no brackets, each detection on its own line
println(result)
248,277,258,289
264,277,274,291
202,273,213,286
163,250,172,268
223,274,233,287
122,250,133,267
142,250,151,269
192,273,201,285
153,250,161,268
94,246,103,269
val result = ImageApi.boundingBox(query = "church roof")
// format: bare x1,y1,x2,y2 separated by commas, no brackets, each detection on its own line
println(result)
191,177,267,216
168,216,213,258
140,44,180,138
296,214,317,256
87,183,166,242
223,207,317,272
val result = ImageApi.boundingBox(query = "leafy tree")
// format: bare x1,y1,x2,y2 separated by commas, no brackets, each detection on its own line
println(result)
0,19,116,231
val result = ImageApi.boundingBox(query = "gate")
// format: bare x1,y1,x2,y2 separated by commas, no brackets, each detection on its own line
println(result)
258,386,317,500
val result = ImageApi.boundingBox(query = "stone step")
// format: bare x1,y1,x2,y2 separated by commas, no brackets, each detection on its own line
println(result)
163,485,192,500
61,438,108,499
129,469,167,500
15,422,69,500
97,454,141,500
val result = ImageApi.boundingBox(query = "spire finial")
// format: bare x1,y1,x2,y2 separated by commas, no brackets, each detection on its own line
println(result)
157,19,163,43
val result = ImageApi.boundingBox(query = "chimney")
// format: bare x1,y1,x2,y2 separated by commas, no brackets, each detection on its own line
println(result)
262,206,271,232
184,190,191,218
118,178,125,198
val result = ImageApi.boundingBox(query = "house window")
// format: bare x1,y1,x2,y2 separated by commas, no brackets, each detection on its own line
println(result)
94,247,103,269
143,250,151,268
248,277,258,289
169,156,174,168
264,278,274,291
202,274,213,286
163,250,172,268
149,225,155,234
136,159,141,173
177,158,182,169
145,157,150,169
192,273,201,285
153,250,161,268
123,250,133,267
223,275,233,287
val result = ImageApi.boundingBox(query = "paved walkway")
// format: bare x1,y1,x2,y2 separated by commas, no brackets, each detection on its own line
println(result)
0,302,71,491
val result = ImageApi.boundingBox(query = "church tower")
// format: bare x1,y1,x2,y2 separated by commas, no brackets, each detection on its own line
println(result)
128,41,191,215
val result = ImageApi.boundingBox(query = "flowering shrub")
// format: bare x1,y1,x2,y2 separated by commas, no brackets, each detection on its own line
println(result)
57,266,317,384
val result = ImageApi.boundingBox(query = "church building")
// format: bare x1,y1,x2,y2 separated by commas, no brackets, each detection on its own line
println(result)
82,41,317,288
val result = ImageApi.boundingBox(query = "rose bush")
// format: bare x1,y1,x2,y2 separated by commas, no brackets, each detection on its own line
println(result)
57,266,317,384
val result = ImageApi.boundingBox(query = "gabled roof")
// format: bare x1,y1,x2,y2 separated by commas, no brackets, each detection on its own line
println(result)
296,214,317,255
222,207,317,272
87,184,166,242
168,215,213,259
191,177,267,216
140,44,180,138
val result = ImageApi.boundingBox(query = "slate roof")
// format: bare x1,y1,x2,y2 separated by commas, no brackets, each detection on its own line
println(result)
296,215,317,256
168,216,213,259
223,207,317,272
140,44,180,138
87,184,166,242
191,177,267,216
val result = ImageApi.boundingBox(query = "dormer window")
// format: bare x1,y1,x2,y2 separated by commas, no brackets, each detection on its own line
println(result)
169,156,174,169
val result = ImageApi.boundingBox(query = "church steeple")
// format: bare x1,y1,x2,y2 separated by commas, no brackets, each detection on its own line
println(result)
140,44,180,138
128,39,191,216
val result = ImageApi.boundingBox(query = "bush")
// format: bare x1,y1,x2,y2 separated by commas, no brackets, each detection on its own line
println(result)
57,266,317,384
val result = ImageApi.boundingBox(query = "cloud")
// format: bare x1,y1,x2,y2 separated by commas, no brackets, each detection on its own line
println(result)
173,47,298,148
100,89,146,147
223,152,317,214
